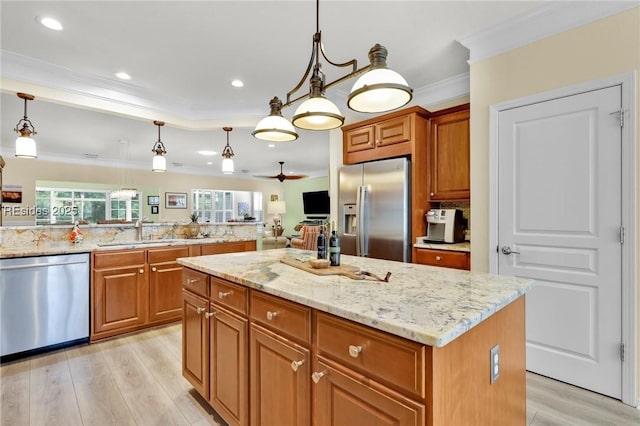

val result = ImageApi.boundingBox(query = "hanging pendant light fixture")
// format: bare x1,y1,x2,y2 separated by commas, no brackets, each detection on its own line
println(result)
221,127,235,175
14,93,38,158
252,0,412,141
151,120,167,172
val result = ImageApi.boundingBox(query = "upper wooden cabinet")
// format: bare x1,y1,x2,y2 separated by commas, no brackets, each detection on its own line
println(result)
429,106,470,201
342,106,429,165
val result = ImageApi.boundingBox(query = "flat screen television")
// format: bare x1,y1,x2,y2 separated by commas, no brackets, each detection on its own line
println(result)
302,190,330,216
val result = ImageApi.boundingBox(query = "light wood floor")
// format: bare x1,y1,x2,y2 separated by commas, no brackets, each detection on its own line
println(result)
1,323,638,426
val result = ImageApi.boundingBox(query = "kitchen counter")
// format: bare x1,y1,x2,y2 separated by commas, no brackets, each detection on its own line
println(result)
177,248,533,347
413,238,470,252
0,237,255,259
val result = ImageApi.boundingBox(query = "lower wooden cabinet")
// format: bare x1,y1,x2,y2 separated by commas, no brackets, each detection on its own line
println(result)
414,248,470,270
249,324,310,426
313,357,424,426
182,289,210,398
148,246,190,323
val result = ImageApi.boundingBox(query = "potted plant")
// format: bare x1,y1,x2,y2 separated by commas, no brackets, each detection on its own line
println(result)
188,212,200,238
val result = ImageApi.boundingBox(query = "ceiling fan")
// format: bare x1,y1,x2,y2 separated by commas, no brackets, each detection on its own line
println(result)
255,161,308,182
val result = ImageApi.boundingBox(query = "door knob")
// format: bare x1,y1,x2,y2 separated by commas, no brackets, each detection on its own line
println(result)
501,246,521,255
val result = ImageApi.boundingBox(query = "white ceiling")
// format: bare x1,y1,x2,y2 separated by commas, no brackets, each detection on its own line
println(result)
0,0,550,179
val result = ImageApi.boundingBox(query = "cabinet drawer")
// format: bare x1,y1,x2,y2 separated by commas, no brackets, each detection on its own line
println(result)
210,277,248,315
415,249,469,270
183,268,209,298
315,312,425,398
148,246,190,264
93,249,146,269
250,291,311,344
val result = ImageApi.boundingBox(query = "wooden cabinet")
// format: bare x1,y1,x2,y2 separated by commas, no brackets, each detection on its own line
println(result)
250,324,310,426
182,288,210,398
414,248,470,270
201,240,256,255
313,356,424,426
209,304,248,426
429,107,470,201
148,246,190,323
92,250,147,337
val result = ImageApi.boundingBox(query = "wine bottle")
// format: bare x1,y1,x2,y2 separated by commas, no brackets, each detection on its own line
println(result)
317,226,327,259
329,226,340,266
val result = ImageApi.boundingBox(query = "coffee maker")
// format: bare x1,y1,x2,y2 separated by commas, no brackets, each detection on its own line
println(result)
425,209,465,243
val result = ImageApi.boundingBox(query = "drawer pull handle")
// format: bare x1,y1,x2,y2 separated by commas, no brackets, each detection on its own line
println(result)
151,266,157,272
348,345,362,358
312,370,328,384
205,311,216,319
196,307,206,315
139,268,144,274
218,291,232,299
266,311,278,321
291,360,304,372
435,256,442,261
186,278,199,284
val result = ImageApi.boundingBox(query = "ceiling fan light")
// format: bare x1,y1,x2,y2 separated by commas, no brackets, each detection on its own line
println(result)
253,114,298,142
15,135,37,158
222,158,234,174
348,68,412,113
152,153,166,172
292,96,344,130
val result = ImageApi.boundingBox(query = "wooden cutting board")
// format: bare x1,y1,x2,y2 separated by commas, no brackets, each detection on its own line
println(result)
280,257,362,280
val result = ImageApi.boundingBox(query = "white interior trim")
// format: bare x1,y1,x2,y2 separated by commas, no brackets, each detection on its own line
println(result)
458,2,638,64
489,71,637,407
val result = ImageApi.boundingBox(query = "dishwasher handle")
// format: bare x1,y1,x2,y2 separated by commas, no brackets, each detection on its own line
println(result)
0,259,88,271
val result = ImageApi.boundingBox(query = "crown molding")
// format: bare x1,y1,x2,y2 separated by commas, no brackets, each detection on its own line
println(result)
457,1,639,64
412,72,470,108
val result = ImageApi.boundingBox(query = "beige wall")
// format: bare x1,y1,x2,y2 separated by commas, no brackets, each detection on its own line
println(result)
1,157,285,224
469,7,639,397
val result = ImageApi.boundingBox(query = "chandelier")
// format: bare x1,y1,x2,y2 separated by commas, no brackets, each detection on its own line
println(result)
252,0,412,142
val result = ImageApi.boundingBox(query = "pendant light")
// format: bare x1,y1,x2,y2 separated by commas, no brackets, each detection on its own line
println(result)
14,93,38,158
151,120,167,172
221,127,235,175
253,0,412,141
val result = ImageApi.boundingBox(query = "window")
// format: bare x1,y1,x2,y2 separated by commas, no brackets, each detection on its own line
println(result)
192,189,263,223
35,188,141,224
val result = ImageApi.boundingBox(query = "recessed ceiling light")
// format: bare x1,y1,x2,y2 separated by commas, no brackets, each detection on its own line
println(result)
268,144,275,148
198,150,217,156
38,17,63,31
207,161,213,165
115,72,131,80
231,79,244,88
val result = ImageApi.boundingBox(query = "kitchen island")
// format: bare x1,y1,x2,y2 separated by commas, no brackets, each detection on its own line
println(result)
178,248,534,426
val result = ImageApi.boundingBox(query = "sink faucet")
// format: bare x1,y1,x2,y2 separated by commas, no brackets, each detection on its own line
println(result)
134,219,142,241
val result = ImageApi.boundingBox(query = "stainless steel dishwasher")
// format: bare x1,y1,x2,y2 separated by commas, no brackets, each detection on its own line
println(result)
0,253,90,360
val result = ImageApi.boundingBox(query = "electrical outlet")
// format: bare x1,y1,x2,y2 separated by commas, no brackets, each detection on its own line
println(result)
490,344,500,384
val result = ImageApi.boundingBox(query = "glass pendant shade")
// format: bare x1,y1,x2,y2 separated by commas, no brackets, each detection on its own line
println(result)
15,135,37,158
111,189,137,200
347,68,412,113
292,96,344,130
253,115,298,142
152,153,166,172
222,158,234,174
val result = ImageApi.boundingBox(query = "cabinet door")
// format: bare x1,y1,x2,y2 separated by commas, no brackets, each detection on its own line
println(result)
344,125,375,153
313,357,424,426
93,265,146,334
182,290,209,399
414,248,470,270
429,109,470,200
201,240,256,256
149,260,184,323
376,114,411,147
250,324,310,426
209,304,248,426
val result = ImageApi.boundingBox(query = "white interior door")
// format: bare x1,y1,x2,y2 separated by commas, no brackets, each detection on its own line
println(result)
497,86,622,399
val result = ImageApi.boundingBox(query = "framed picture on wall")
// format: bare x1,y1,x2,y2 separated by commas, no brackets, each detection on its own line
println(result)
151,205,159,214
165,192,187,209
147,195,160,206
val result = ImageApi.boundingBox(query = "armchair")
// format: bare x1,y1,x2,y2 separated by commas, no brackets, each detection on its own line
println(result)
290,225,321,251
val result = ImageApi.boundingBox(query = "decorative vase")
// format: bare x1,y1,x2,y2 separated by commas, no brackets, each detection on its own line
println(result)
188,221,200,238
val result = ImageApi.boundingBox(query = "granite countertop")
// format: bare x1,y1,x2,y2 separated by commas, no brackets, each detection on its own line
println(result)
0,237,254,259
177,248,534,347
413,238,470,252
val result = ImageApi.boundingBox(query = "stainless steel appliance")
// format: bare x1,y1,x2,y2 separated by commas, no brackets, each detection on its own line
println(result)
0,253,90,360
339,158,410,262
425,208,465,243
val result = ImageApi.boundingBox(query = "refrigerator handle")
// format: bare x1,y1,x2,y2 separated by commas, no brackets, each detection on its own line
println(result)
357,185,368,257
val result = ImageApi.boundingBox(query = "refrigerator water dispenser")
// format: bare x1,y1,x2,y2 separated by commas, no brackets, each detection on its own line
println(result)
343,204,357,235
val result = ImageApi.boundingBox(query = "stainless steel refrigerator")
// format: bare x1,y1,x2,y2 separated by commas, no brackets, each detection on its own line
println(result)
338,157,411,262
